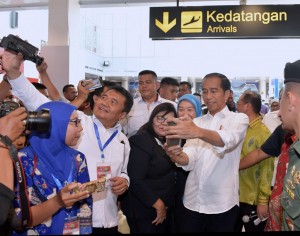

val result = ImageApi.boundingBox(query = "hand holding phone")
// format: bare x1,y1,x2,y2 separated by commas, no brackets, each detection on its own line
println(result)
85,76,104,91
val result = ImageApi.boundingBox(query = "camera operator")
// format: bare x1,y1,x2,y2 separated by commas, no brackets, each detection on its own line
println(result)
0,107,27,235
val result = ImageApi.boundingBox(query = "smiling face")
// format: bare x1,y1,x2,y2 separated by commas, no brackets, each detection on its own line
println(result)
93,89,127,128
202,76,229,116
177,100,197,119
65,111,83,146
153,111,176,138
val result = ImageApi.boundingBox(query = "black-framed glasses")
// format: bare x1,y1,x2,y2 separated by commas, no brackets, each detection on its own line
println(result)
156,116,167,123
69,118,81,127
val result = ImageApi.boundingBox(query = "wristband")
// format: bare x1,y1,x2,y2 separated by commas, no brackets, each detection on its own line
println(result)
0,134,13,147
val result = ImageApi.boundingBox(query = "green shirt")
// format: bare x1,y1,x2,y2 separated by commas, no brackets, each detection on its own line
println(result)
239,116,274,205
281,139,300,231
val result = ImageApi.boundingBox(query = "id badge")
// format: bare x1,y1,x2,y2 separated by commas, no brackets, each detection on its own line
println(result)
96,162,111,180
95,163,111,200
63,216,79,235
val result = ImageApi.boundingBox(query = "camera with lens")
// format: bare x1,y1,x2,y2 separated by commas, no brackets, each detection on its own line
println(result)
0,101,50,133
0,34,44,66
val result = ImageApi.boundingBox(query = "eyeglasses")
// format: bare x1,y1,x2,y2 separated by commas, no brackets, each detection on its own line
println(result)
156,116,167,123
69,118,81,127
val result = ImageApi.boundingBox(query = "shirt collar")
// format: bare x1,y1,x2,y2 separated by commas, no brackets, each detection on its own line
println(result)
292,139,300,156
249,116,262,128
92,114,122,132
136,93,160,103
207,105,230,119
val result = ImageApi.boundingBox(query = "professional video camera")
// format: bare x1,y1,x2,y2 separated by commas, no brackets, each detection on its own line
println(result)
0,34,44,66
0,101,50,133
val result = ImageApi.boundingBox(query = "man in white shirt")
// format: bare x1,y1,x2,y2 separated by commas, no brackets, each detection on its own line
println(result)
122,70,176,138
1,49,133,234
164,73,249,232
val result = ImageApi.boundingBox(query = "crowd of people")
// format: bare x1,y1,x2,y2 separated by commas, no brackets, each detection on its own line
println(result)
1,40,300,234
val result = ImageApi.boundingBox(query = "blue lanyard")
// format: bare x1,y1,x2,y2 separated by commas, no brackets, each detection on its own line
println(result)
51,162,73,190
93,122,118,161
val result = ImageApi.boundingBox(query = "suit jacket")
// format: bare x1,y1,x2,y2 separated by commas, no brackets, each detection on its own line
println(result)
121,130,177,220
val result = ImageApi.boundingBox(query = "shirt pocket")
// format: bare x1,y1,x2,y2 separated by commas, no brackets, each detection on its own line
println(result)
127,111,146,135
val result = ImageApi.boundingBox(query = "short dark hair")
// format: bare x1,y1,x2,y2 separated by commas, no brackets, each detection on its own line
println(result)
62,84,75,93
179,81,192,90
93,84,133,114
193,92,201,98
32,82,47,90
203,73,231,92
241,91,262,114
138,70,157,80
160,77,179,87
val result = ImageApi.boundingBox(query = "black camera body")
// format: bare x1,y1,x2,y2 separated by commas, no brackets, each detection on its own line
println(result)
0,101,51,133
0,34,44,66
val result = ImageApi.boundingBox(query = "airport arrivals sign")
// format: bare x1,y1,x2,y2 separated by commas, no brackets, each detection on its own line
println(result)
149,5,300,39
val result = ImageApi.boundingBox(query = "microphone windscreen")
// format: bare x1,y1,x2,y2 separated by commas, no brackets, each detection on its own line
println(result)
242,215,250,223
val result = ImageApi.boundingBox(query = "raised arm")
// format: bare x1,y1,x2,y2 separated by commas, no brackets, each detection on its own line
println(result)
1,50,49,110
36,60,61,101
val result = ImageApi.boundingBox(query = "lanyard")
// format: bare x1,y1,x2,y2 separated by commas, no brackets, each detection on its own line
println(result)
93,122,118,161
51,162,73,190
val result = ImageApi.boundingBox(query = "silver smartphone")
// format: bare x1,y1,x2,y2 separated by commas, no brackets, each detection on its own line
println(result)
86,76,104,91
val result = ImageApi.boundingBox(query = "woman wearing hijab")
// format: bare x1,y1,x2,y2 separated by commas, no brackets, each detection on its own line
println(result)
121,103,177,234
13,101,93,235
174,94,202,233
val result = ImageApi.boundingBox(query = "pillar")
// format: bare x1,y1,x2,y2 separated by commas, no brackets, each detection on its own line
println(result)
40,0,82,94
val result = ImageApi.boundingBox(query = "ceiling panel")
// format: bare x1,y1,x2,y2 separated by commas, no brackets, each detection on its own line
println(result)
0,0,235,11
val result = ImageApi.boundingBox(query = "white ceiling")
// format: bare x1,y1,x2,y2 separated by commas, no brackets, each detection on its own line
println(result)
0,0,297,11
0,0,248,11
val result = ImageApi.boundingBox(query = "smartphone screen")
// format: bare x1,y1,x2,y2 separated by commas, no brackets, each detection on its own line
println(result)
166,121,181,146
166,138,181,146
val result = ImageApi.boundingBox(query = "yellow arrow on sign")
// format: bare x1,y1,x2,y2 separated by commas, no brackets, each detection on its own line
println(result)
155,12,176,33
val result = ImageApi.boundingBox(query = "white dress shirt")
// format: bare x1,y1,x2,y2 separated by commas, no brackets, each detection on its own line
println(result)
122,95,177,137
262,110,282,187
9,74,130,228
180,107,249,214
262,110,281,133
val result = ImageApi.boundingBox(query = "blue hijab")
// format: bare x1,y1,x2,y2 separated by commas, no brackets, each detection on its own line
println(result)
29,101,79,182
178,94,202,117
28,101,79,234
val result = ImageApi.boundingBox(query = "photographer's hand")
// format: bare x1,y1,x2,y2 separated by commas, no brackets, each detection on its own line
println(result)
0,107,27,144
1,50,24,80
